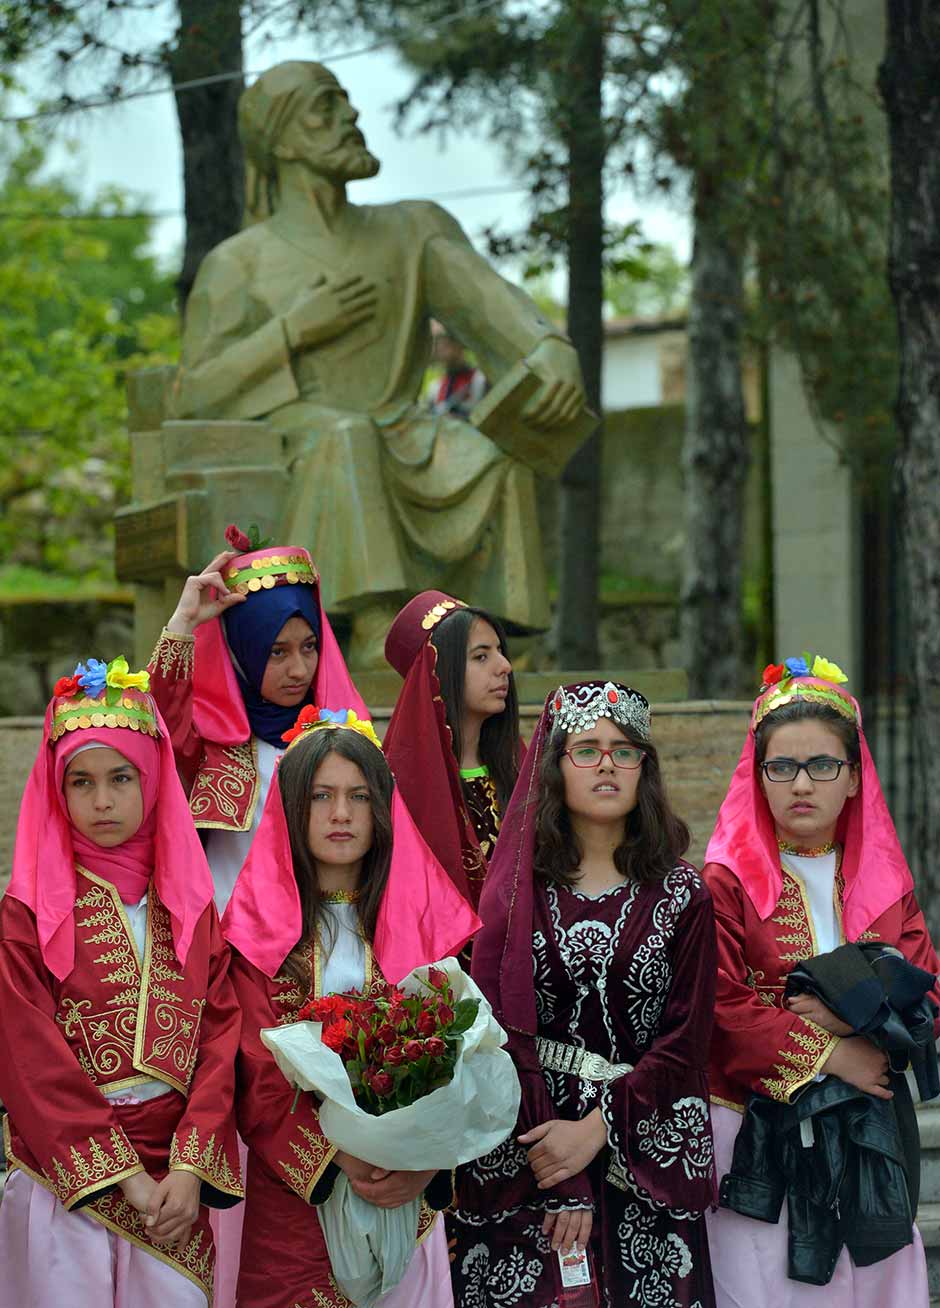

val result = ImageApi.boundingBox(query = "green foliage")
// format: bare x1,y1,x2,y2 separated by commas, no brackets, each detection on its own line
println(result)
0,127,179,584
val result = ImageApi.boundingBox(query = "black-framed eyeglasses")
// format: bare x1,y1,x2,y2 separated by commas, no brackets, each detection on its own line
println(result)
563,745,645,770
760,756,850,783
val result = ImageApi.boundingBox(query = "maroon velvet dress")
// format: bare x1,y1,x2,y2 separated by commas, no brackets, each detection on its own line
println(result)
452,864,718,1308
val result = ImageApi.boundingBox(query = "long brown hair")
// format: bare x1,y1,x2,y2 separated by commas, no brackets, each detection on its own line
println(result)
278,727,394,987
533,722,690,887
430,606,520,812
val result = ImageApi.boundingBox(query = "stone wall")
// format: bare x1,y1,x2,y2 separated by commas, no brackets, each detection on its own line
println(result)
0,702,750,895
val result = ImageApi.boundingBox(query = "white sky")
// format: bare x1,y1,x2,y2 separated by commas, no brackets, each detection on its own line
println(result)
8,14,691,290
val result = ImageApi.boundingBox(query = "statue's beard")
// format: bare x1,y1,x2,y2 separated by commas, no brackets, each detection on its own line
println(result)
322,142,380,182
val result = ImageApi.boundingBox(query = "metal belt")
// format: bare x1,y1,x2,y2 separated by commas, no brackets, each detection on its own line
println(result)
535,1036,633,1083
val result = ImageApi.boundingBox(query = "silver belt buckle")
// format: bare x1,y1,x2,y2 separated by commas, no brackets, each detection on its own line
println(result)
579,1051,609,1081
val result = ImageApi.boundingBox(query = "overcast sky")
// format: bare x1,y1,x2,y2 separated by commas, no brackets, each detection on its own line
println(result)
8,12,691,288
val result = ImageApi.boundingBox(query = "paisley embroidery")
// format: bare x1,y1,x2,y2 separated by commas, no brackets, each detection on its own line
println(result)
635,1097,713,1181
191,742,259,830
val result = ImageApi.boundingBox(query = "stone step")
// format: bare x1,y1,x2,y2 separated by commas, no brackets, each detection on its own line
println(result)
920,1102,940,1207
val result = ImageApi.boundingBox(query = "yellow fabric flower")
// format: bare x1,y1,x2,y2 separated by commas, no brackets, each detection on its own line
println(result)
345,712,383,752
105,655,151,693
811,655,848,685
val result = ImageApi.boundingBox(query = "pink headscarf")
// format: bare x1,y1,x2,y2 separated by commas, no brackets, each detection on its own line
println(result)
221,715,482,982
9,700,215,981
704,674,914,940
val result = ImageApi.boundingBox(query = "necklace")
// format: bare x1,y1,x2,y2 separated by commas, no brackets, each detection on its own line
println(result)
777,837,836,858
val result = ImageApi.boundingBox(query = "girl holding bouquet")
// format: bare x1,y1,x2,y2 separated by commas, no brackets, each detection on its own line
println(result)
453,680,718,1307
221,707,481,1308
383,590,520,912
703,656,939,1306
0,659,243,1308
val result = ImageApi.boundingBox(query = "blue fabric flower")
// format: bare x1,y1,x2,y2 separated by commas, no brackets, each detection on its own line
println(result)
75,658,108,699
784,655,809,677
319,708,351,725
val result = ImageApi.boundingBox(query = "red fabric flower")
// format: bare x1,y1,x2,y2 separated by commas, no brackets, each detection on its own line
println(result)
762,663,786,686
424,1037,445,1058
53,675,81,698
224,523,253,552
282,704,322,745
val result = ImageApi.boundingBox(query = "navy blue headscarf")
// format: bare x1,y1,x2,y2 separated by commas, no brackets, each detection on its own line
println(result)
222,583,321,747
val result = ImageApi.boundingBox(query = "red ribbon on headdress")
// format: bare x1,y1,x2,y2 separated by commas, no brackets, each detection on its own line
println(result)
704,676,914,939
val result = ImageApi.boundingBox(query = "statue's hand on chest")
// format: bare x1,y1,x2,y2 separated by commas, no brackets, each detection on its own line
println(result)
283,272,379,352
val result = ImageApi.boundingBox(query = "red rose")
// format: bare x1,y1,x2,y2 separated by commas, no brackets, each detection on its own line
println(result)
376,1023,398,1046
417,1009,437,1037
427,966,448,991
53,674,81,698
371,1071,394,1097
385,1045,405,1066
224,523,252,552
424,1037,445,1058
762,663,785,686
437,1004,454,1025
404,1039,424,1062
387,1005,407,1028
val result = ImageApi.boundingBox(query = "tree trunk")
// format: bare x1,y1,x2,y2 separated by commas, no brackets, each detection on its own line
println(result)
879,2,940,932
557,1,604,669
679,190,750,698
169,0,245,309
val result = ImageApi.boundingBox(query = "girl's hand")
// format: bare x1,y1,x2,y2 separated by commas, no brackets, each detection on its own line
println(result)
334,1151,390,1185
543,1206,593,1254
166,551,247,636
786,993,854,1036
143,1171,202,1247
118,1170,159,1215
349,1167,437,1209
823,1036,893,1100
518,1109,608,1190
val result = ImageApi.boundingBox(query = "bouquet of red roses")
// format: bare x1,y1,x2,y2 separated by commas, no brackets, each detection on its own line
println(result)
294,966,478,1116
261,956,520,1308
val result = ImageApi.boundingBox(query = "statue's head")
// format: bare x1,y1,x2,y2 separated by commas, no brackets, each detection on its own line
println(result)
239,62,380,218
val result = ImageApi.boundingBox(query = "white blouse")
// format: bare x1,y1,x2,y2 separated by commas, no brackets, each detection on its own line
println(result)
203,736,283,913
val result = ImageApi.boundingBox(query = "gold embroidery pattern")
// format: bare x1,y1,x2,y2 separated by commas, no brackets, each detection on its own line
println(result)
744,966,779,1008
149,628,195,679
462,774,501,870
51,1127,141,1206
772,871,816,963
299,1273,354,1308
858,928,881,942
191,742,258,830
760,1020,836,1103
90,1189,214,1300
272,946,313,1025
138,899,204,1089
278,1123,335,1198
170,1126,244,1197
58,996,139,1082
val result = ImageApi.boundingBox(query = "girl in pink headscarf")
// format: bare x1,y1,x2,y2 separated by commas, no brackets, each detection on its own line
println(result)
0,659,243,1308
703,654,939,1308
221,706,481,1308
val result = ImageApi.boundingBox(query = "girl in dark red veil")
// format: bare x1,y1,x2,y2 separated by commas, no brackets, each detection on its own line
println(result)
452,680,718,1308
383,590,520,912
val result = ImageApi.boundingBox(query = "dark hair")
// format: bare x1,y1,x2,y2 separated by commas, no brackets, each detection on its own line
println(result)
533,723,690,887
430,606,520,813
754,700,861,767
277,727,394,987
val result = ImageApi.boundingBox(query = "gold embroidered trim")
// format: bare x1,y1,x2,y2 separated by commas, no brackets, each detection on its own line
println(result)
53,1127,143,1208
744,966,780,1008
709,1095,745,1114
134,895,204,1093
150,627,195,680
772,869,817,963
191,740,259,831
760,1021,839,1103
298,1272,354,1308
170,1126,244,1198
89,1189,213,1305
278,1122,336,1199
